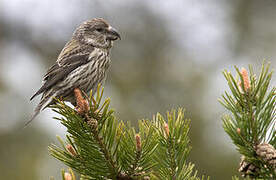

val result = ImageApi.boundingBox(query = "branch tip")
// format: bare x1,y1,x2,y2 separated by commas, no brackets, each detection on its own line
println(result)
136,134,141,152
237,128,241,135
66,144,77,157
240,67,251,92
64,172,72,180
74,88,89,114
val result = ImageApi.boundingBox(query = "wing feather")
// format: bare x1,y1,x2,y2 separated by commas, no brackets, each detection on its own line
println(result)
30,43,94,100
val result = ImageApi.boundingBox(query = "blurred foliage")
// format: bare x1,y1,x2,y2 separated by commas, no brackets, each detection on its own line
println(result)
0,127,48,179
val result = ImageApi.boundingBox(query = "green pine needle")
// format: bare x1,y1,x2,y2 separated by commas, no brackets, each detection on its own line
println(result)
49,85,209,179
220,62,275,179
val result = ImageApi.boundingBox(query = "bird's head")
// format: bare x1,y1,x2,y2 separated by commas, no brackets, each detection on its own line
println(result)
74,18,121,49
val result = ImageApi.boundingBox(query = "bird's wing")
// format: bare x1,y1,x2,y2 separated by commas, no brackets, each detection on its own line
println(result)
30,42,94,100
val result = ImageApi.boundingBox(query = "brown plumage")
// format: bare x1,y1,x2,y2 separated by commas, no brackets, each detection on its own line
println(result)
28,18,120,126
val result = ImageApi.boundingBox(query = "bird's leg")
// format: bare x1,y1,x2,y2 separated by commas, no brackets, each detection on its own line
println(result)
74,88,89,115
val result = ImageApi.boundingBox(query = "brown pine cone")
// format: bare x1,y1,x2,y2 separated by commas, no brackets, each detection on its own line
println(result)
239,155,260,178
256,143,276,168
87,118,98,129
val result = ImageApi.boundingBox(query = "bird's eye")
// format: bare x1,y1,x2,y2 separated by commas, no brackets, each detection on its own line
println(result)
96,28,104,32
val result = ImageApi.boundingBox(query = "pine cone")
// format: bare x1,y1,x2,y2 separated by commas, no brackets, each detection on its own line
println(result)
256,143,276,168
87,118,98,129
239,155,260,178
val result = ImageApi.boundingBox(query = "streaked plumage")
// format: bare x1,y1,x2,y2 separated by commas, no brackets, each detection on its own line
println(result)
28,18,120,125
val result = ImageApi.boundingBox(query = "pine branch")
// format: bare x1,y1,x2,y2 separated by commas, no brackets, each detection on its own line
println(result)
89,118,118,176
151,109,207,180
220,62,276,179
49,86,120,179
118,120,158,179
49,85,208,179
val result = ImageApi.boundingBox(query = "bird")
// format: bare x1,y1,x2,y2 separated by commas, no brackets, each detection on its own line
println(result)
28,18,120,126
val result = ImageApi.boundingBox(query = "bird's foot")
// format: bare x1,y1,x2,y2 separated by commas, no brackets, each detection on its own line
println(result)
74,88,89,115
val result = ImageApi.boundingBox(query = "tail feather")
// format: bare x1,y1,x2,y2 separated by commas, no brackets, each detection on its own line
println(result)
25,91,56,127
30,87,44,101
30,92,39,101
25,107,41,127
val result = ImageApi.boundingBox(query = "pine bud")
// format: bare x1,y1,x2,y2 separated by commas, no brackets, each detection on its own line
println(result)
64,172,72,180
240,68,250,92
164,123,169,137
237,128,241,135
66,144,77,157
136,134,141,152
74,88,89,114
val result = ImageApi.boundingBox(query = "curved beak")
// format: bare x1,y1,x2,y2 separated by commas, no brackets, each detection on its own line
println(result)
107,26,121,40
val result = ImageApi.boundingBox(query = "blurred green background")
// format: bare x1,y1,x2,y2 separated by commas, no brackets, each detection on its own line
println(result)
0,0,275,179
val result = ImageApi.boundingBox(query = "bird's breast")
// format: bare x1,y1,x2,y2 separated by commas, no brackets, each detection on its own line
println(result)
84,48,111,92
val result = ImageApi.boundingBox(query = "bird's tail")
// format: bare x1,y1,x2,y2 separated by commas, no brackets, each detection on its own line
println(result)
25,91,56,127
